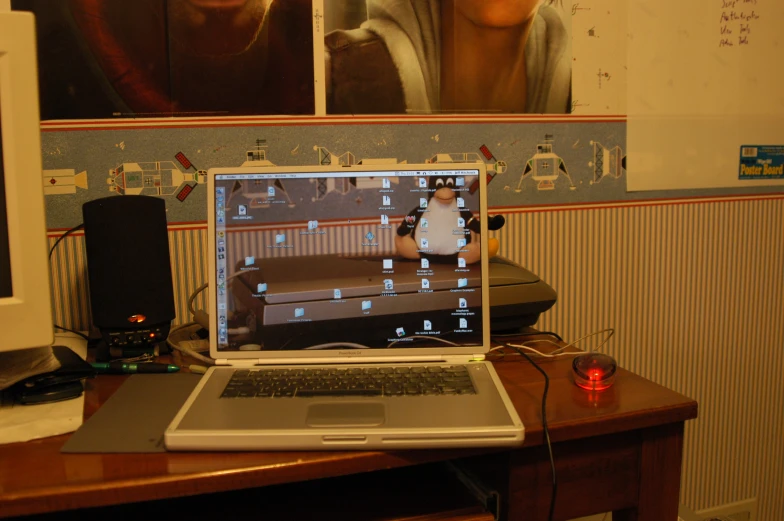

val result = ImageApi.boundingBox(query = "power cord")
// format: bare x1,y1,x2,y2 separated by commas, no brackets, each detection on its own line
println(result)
488,328,616,521
492,330,564,342
488,328,614,360
48,224,87,339
48,223,83,260
493,336,557,521
54,325,89,341
166,321,215,365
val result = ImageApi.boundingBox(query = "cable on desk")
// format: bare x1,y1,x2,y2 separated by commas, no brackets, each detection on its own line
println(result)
488,328,614,360
492,330,564,342
167,321,215,365
492,337,558,521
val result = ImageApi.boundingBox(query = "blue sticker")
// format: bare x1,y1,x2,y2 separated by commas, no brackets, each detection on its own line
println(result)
739,145,784,179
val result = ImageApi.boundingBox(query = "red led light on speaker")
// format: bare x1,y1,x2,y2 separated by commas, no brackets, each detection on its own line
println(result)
127,314,147,323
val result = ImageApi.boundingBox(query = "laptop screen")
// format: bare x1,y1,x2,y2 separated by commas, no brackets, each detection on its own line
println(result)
211,166,486,353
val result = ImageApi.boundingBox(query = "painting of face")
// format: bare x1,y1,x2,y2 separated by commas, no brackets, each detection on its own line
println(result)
453,0,542,28
11,0,313,119
168,0,270,56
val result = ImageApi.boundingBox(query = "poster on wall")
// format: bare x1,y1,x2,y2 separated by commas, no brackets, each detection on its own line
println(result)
17,0,629,230
10,0,315,119
626,0,784,190
321,0,574,115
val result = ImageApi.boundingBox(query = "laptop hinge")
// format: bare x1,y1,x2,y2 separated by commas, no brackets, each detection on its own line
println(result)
215,359,263,367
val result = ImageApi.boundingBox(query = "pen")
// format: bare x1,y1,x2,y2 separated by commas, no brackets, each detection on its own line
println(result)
91,362,180,374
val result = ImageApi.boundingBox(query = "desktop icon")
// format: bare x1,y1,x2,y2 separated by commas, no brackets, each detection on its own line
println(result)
424,320,432,331
381,214,389,225
459,318,468,329
383,258,393,270
419,198,428,208
294,308,305,318
421,258,430,269
420,238,429,249
362,300,372,311
275,233,286,244
218,254,225,260
333,289,342,299
420,218,428,228
457,258,467,268
405,215,416,224
383,195,391,206
365,231,376,241
382,178,391,188
384,279,394,290
457,197,465,208
395,327,406,337
238,205,247,216
422,278,430,289
258,283,268,293
458,278,468,288
217,215,225,224
457,238,467,248
268,186,276,197
418,177,427,188
308,220,319,230
459,298,467,308
245,256,255,266
457,217,465,228
456,177,465,187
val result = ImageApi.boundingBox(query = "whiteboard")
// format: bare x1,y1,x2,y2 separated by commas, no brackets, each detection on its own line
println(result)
626,0,784,191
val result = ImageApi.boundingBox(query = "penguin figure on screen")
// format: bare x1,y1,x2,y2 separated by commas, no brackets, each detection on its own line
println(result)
395,174,504,265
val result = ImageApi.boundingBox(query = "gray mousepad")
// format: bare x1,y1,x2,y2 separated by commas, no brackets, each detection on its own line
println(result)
62,373,201,453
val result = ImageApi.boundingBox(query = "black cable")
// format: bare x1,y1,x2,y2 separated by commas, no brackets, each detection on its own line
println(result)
48,223,85,338
493,337,557,521
49,223,83,259
492,330,563,342
54,325,90,341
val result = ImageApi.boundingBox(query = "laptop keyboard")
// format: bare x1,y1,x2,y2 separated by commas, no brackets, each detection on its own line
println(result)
219,365,476,398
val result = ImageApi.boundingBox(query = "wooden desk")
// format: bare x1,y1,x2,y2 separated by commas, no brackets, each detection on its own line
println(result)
0,340,697,521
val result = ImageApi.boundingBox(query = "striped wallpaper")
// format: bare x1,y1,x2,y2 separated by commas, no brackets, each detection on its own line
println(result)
48,195,784,519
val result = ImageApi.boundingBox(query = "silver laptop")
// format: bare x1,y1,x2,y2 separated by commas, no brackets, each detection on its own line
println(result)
164,163,524,451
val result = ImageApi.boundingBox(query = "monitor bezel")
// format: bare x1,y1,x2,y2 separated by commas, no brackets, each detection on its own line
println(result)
207,163,490,363
0,11,54,352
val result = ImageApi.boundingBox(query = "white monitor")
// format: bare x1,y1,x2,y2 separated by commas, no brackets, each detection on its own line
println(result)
0,11,53,352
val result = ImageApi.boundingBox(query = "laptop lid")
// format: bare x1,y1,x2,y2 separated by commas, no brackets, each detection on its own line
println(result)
207,163,490,363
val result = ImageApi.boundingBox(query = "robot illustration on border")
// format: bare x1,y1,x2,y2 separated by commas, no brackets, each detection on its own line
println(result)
43,169,88,196
515,135,576,192
107,161,206,197
224,140,296,210
589,140,626,185
310,145,402,201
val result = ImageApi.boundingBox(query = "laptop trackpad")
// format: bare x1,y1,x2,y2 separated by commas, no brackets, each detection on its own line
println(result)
306,402,385,427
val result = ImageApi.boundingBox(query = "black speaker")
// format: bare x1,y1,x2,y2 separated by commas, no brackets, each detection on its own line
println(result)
82,196,175,352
